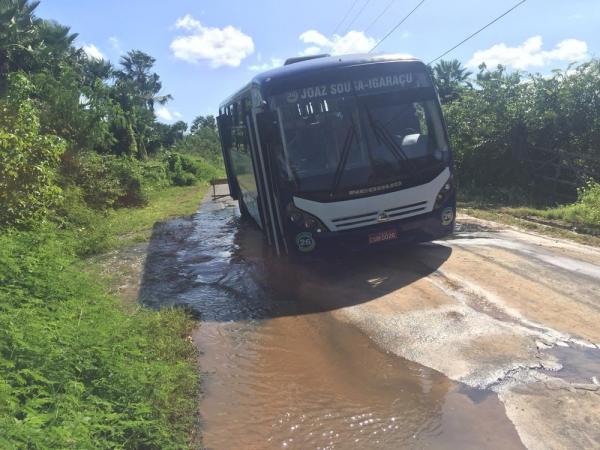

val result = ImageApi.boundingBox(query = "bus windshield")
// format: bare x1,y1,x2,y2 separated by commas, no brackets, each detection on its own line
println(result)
274,89,449,199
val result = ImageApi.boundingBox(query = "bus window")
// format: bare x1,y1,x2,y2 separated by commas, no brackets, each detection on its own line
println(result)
275,91,448,196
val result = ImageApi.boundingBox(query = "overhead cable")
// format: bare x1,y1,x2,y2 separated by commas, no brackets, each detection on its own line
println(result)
368,0,426,53
428,0,527,64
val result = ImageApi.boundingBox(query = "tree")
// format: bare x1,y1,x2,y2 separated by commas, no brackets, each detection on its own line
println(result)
115,50,171,111
0,0,41,77
112,50,172,158
431,59,472,104
0,0,78,80
190,114,216,134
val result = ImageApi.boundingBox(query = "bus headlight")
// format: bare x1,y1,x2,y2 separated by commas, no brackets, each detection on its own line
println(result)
286,204,328,232
289,211,303,223
434,175,455,209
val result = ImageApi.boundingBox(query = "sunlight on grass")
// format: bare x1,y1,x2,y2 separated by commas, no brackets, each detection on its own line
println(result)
106,184,208,248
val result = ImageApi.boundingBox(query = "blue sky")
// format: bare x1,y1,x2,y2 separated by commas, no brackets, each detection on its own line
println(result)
37,0,599,123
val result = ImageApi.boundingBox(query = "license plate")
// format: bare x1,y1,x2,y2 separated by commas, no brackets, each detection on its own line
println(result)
368,229,398,244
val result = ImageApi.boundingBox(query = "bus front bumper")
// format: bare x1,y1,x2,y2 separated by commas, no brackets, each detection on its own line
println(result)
287,205,455,256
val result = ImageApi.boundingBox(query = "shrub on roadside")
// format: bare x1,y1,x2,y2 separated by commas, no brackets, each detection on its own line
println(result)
543,181,600,226
164,152,219,186
62,153,149,209
51,186,112,256
0,74,65,228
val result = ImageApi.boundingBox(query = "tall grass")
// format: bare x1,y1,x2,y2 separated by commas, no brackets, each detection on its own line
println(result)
506,181,600,228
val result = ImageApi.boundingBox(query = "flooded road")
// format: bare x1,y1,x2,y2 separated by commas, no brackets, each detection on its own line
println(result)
140,188,599,449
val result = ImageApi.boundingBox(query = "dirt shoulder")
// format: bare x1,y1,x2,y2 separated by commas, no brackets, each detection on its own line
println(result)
459,206,600,247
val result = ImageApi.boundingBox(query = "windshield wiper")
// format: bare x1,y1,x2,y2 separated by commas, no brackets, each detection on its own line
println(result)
365,108,418,177
328,122,356,198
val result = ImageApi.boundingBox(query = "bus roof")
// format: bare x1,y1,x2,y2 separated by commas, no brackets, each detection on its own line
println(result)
219,53,424,110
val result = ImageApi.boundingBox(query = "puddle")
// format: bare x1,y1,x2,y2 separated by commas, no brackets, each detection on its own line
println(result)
140,195,525,449
545,345,600,384
453,221,495,234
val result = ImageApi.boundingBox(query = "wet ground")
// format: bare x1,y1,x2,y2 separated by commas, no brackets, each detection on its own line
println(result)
139,186,600,450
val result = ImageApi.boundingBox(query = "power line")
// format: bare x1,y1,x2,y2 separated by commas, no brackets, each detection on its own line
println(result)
332,0,361,35
343,0,374,34
369,0,426,53
428,0,527,65
365,0,397,33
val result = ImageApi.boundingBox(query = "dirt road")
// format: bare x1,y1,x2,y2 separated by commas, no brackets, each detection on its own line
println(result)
140,187,599,449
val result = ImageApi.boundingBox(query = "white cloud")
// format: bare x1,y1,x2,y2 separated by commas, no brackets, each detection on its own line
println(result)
108,36,123,54
156,106,182,123
468,36,589,70
170,14,254,68
300,46,323,57
298,29,376,56
174,14,202,31
82,44,105,60
249,58,283,71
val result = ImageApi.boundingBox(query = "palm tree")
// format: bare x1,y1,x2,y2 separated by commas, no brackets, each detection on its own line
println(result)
0,0,78,77
0,0,41,75
432,59,473,104
116,50,171,111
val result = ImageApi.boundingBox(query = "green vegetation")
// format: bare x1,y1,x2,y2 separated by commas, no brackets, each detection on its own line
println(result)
104,184,209,250
0,74,65,227
431,58,600,233
0,229,198,449
1,1,224,447
490,181,600,231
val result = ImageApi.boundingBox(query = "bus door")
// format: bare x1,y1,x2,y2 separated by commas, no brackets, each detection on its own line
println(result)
244,107,288,256
216,112,239,200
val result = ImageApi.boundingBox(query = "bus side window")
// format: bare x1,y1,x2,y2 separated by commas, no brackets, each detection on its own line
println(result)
232,101,246,153
217,113,233,150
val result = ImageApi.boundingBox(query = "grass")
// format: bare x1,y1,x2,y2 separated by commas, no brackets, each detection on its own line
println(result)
0,228,200,449
105,184,208,249
0,182,210,449
458,181,600,246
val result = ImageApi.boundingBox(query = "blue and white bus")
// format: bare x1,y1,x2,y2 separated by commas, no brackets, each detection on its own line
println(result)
217,53,455,256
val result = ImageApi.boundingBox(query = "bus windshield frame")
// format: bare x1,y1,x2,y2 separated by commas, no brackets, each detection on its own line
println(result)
269,67,450,201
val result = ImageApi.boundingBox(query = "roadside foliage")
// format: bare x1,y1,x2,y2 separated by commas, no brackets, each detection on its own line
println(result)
1,1,221,447
436,59,600,209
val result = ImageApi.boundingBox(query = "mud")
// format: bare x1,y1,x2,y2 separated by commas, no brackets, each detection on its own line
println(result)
139,187,600,449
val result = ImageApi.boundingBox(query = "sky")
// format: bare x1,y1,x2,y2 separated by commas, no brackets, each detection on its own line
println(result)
37,0,599,123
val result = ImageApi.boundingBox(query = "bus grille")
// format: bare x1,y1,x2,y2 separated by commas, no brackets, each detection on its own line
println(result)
332,201,427,229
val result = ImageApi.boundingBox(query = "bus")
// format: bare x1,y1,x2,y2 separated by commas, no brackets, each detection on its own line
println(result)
217,53,455,256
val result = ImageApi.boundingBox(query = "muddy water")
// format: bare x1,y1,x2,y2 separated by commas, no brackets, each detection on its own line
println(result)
140,196,524,449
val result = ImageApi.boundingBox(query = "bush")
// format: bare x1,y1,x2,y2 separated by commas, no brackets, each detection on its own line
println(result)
549,181,600,226
106,157,149,207
0,229,199,449
63,153,149,209
444,60,600,204
164,152,216,186
0,74,65,228
51,186,111,256
140,160,170,189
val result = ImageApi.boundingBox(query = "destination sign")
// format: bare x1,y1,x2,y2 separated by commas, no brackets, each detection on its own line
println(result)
279,72,430,105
